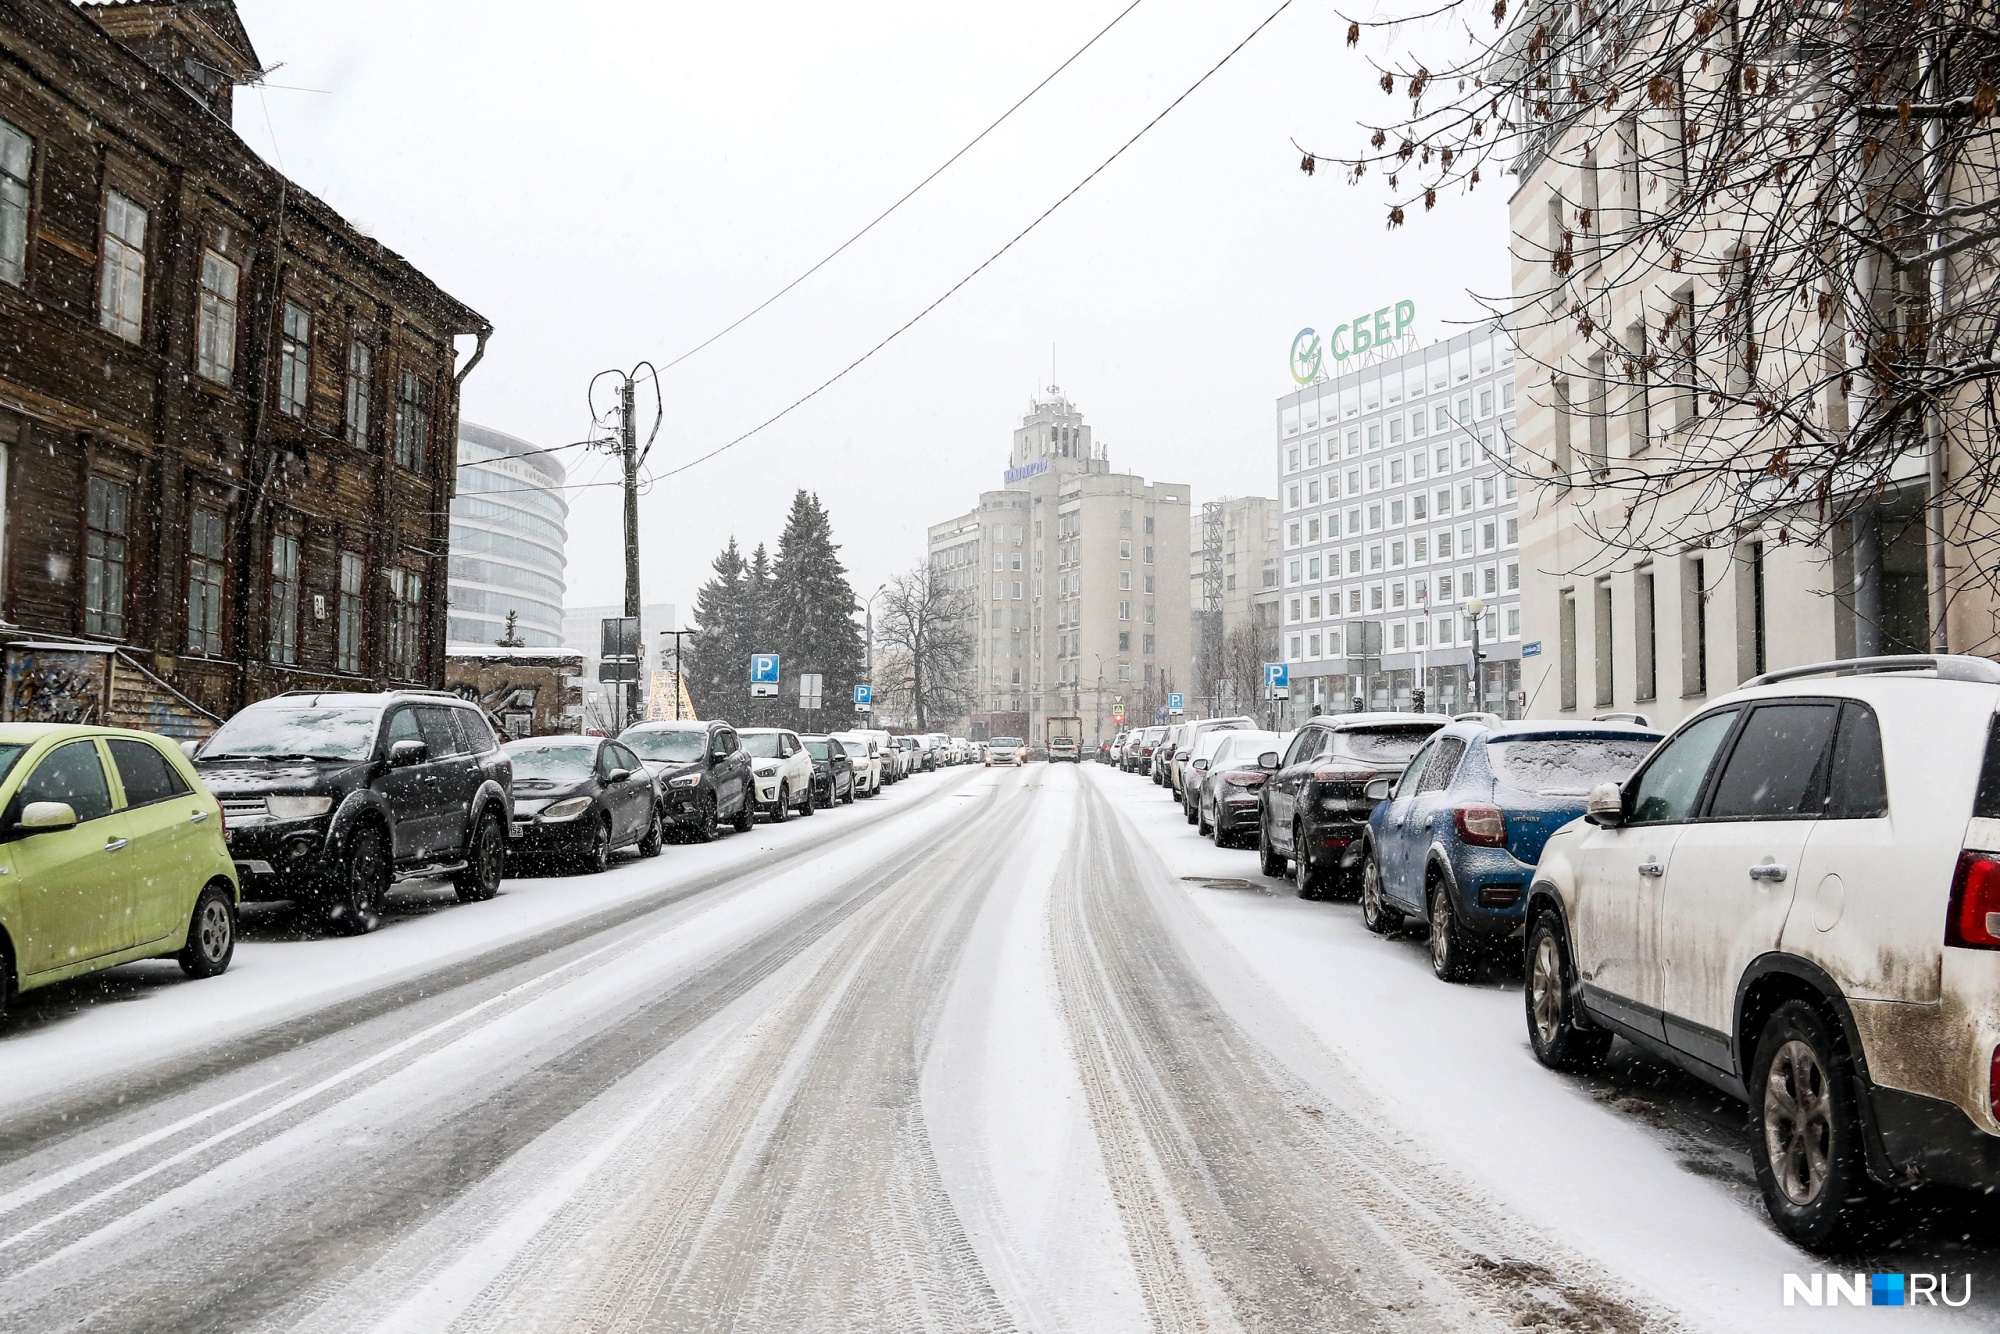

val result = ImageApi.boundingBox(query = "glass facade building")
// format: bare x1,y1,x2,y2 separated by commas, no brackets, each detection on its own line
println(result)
1275,324,1523,720
448,422,568,648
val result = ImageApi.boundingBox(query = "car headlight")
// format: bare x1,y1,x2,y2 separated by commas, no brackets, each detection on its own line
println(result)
539,797,594,821
667,773,702,788
265,796,333,821
754,762,778,776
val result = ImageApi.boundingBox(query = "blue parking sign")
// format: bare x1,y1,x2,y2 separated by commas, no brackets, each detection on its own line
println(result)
1168,693,1184,712
750,653,780,683
854,684,873,705
1263,662,1289,690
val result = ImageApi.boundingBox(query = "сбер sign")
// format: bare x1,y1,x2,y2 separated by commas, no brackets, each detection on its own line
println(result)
1290,300,1417,384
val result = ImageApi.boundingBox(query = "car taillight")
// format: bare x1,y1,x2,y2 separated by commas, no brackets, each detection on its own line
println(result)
1312,769,1375,784
1454,804,1507,847
1946,850,2000,949
1224,772,1267,788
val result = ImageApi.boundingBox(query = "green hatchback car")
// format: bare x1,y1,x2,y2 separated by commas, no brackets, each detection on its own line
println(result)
0,724,238,1025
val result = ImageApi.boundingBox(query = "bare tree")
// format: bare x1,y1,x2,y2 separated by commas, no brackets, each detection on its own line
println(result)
874,564,977,730
1304,0,2000,641
1213,622,1280,718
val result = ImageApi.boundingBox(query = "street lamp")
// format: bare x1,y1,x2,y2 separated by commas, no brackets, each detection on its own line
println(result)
1465,595,1487,715
861,582,888,717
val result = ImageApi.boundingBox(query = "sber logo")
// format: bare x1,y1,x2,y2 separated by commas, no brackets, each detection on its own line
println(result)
1784,1273,1973,1308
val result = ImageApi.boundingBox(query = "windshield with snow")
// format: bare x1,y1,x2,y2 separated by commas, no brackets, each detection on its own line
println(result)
622,730,706,763
504,742,598,780
202,706,381,761
1488,737,1660,795
742,732,785,759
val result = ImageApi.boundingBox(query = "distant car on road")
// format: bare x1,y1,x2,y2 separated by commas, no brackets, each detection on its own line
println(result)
1360,720,1661,980
1174,717,1256,813
831,730,883,797
985,736,1026,767
1196,729,1288,848
504,735,663,872
194,691,512,933
619,719,755,842
0,724,239,1025
741,728,818,820
801,734,858,807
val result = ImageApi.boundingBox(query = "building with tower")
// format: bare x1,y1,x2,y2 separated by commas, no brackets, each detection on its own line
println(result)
928,389,1192,745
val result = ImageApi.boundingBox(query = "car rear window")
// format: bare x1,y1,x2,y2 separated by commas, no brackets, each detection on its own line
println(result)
108,738,191,806
1329,726,1438,766
1487,737,1659,795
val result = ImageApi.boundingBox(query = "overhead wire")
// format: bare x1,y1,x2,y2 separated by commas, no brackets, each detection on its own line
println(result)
650,0,1153,376
658,0,1297,482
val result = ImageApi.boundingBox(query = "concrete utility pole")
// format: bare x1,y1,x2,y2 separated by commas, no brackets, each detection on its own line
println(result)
620,377,641,730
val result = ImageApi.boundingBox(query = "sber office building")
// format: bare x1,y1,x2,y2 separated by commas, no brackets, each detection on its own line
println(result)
1274,322,1524,721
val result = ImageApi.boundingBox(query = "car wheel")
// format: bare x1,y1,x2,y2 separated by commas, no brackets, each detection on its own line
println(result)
1427,877,1477,982
454,809,507,902
325,822,389,936
571,814,612,875
1749,1001,1876,1249
0,939,12,1028
1524,916,1610,1071
769,783,791,824
1294,821,1334,900
1196,801,1211,836
1210,810,1229,848
1258,819,1287,878
732,794,755,832
688,790,719,842
1361,855,1403,935
638,806,665,858
177,883,236,978
844,776,856,805
800,781,816,817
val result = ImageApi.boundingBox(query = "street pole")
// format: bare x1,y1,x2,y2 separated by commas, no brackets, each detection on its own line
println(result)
620,377,640,731
1467,596,1486,716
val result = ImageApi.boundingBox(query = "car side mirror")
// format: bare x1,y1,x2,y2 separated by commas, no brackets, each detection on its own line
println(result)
388,739,428,767
606,768,630,784
1192,759,1209,771
1586,782,1624,827
1363,777,1393,801
180,739,203,761
1258,751,1280,770
18,800,77,833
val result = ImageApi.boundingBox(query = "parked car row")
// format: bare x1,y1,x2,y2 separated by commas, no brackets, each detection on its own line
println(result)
0,688,959,1026
1122,655,2000,1250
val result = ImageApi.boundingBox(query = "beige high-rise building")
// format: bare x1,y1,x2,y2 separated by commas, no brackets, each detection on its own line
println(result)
1189,496,1281,713
928,389,1192,746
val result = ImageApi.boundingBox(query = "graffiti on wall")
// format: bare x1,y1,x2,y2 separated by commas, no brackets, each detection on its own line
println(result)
4,647,111,724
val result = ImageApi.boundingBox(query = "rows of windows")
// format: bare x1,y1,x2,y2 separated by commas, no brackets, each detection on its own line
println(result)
1285,603,1521,662
1286,517,1520,587
1284,383,1515,477
446,556,565,602
1281,337,1513,436
0,116,438,473
1289,561,1521,623
1286,480,1519,554
1286,433,1514,514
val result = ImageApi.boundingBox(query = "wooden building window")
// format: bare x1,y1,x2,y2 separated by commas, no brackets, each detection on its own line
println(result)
394,370,431,474
196,251,239,385
99,191,148,343
268,531,299,664
0,118,31,288
338,551,365,672
84,476,130,636
278,303,311,417
187,507,226,656
344,340,372,446
387,567,424,679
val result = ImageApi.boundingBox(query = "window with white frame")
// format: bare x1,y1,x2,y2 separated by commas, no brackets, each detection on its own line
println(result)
195,251,239,385
98,190,147,342
0,118,30,287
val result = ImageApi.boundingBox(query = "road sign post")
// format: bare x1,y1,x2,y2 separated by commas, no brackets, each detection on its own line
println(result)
1168,692,1185,716
853,683,873,715
799,673,824,710
750,653,780,699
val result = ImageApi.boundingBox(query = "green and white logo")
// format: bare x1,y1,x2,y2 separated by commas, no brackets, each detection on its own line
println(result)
1290,328,1323,385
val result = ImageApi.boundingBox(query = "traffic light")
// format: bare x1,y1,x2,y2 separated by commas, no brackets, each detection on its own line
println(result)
1412,688,1426,712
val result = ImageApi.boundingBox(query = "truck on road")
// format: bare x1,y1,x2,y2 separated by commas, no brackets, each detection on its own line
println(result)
1046,716,1084,763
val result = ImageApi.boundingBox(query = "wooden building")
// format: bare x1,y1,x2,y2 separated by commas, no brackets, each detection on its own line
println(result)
0,0,490,726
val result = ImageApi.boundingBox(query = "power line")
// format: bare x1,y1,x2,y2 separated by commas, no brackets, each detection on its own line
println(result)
660,0,1296,482
652,0,1152,375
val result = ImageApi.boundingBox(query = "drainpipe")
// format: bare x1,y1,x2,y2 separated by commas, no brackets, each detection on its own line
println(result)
1921,34,1950,652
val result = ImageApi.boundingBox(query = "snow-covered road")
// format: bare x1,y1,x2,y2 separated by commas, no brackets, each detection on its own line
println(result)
0,762,1990,1331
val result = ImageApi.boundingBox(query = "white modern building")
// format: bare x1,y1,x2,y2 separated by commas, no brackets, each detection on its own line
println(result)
447,423,568,648
1274,323,1523,720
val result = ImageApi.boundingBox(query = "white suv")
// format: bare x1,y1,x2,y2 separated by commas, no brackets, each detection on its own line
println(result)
1524,655,2000,1247
738,728,817,820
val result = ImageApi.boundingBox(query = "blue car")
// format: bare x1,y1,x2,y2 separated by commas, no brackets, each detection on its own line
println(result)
1360,720,1662,981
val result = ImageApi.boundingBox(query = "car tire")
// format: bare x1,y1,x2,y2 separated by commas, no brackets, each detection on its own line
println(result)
800,782,816,817
177,883,236,979
1258,820,1287,879
577,814,613,874
687,790,719,842
769,784,791,824
843,777,856,806
1196,801,1212,836
1294,821,1334,900
1524,916,1611,1072
1361,855,1403,935
1749,1000,1878,1250
1210,811,1230,848
0,939,12,1028
1426,877,1477,982
732,795,755,833
454,809,507,902
638,807,665,858
325,822,389,936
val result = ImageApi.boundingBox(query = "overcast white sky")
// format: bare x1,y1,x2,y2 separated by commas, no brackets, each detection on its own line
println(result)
233,0,1507,623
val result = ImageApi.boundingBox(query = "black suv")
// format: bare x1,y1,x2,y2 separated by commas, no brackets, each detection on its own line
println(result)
619,720,754,843
194,691,513,933
1259,713,1446,898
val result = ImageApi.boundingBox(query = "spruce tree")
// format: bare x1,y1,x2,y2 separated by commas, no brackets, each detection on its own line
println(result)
742,542,778,726
770,491,865,732
684,538,748,718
